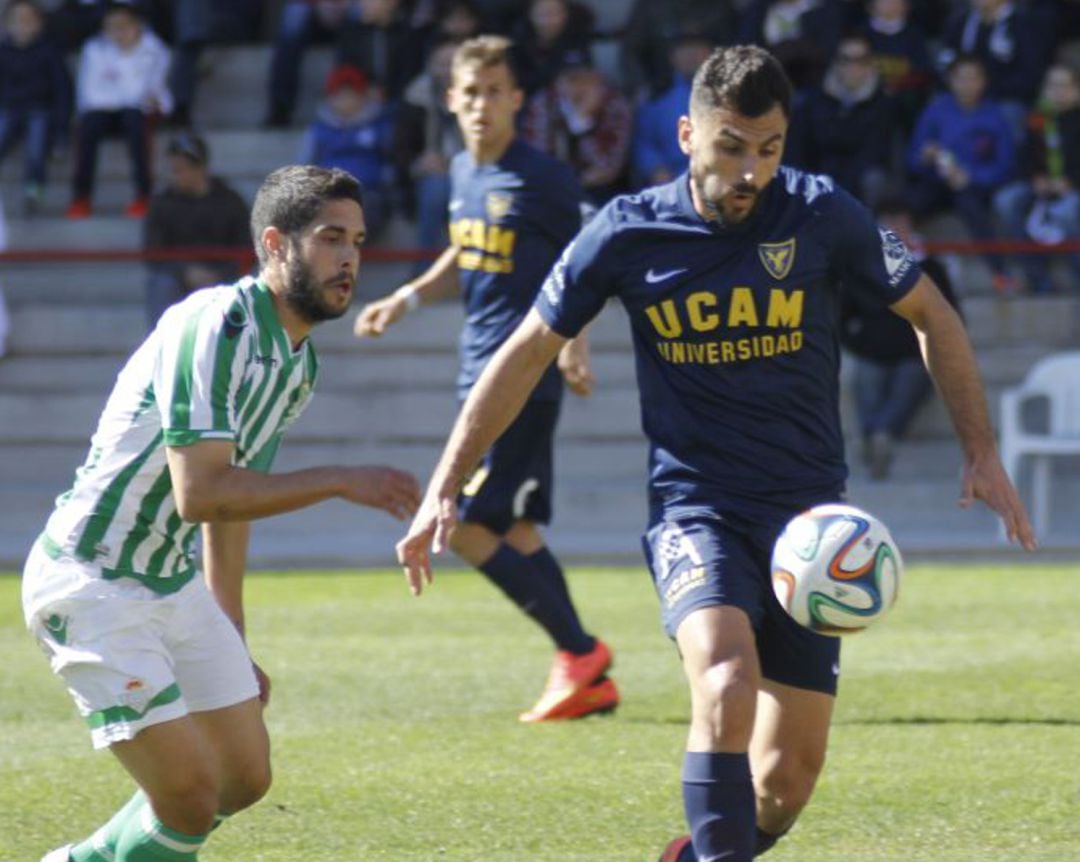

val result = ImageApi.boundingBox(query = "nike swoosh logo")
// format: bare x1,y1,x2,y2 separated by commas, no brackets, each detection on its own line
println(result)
645,267,688,283
449,199,464,211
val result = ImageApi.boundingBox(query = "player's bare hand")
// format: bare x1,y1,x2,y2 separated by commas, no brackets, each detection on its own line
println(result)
354,294,408,338
396,493,457,596
558,335,595,397
341,466,421,521
959,454,1036,551
252,661,272,706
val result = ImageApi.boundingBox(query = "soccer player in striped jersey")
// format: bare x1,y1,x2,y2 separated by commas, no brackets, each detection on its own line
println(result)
395,46,1035,861
25,164,421,862
354,35,618,723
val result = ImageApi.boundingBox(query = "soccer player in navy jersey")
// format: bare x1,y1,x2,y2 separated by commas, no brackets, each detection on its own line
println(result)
354,35,619,723
395,45,1036,860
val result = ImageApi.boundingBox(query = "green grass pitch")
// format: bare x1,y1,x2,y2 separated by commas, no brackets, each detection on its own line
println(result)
2,564,1078,861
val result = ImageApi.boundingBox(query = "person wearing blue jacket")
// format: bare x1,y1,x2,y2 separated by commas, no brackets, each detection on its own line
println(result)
907,53,1017,293
299,64,396,240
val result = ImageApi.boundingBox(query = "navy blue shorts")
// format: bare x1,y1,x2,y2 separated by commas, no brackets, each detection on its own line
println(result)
642,512,841,695
457,398,559,534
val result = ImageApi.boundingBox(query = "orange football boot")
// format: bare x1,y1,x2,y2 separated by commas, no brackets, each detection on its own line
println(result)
658,835,694,862
518,639,615,722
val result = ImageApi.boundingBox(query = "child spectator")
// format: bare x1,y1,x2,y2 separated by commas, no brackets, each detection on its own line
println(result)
840,197,961,479
143,132,250,326
631,29,712,187
263,0,360,128
993,63,1080,294
907,54,1017,294
619,0,733,98
299,64,396,239
788,33,896,208
65,1,172,219
511,0,594,95
522,50,632,206
335,0,425,103
938,0,1046,135
862,0,934,131
0,0,70,214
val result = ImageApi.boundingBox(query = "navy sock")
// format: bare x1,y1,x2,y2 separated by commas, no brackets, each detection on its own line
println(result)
755,827,787,856
527,547,596,653
682,752,755,862
479,544,593,653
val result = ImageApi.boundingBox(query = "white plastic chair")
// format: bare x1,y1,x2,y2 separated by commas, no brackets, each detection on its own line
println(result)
999,350,1080,539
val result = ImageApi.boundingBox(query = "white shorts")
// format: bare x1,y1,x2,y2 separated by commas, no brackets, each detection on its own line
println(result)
23,539,259,749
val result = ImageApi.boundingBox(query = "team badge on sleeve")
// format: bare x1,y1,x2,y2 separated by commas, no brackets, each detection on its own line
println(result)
879,228,914,286
758,238,796,280
485,191,514,222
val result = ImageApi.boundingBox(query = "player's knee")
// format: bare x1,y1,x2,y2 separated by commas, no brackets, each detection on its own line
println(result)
221,760,272,814
755,749,824,827
149,766,221,833
692,663,758,743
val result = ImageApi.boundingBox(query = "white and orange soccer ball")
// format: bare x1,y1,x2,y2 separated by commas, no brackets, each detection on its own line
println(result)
771,503,902,636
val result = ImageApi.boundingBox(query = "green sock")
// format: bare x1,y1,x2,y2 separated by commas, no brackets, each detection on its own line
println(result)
70,791,147,862
114,804,207,861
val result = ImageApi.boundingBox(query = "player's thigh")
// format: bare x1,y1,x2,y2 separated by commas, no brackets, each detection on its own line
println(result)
458,398,559,534
109,714,220,809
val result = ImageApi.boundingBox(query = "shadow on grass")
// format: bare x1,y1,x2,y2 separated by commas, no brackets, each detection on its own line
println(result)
837,715,1080,727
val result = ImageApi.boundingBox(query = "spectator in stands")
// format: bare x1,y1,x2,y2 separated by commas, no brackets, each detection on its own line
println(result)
862,0,935,132
335,0,426,103
619,0,733,98
263,0,361,128
423,0,483,51
299,64,396,240
167,0,264,128
907,54,1017,295
840,196,961,479
522,49,632,206
993,63,1080,294
938,0,1047,136
737,0,845,91
788,33,896,208
511,0,594,95
143,131,249,326
0,0,70,215
65,2,172,220
630,28,711,187
399,39,462,256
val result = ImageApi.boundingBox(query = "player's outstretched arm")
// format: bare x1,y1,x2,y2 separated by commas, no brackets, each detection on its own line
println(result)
353,245,461,337
202,520,271,703
397,310,569,595
167,440,421,523
891,275,1036,550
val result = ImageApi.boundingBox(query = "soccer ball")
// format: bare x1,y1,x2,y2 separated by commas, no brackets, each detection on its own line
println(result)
771,503,901,636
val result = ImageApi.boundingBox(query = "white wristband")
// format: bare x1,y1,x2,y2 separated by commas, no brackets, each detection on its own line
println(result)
400,287,421,313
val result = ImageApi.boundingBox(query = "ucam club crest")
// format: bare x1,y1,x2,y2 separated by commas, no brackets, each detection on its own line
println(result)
485,191,513,222
878,227,914,286
758,238,796,280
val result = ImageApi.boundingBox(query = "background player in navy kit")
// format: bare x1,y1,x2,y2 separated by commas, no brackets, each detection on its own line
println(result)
395,45,1036,861
354,36,618,723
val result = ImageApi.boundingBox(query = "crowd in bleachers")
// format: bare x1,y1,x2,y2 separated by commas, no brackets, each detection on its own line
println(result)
2,0,1080,294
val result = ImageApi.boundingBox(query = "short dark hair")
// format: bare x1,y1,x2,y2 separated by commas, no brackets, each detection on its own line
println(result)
690,45,793,120
166,131,208,165
250,165,364,266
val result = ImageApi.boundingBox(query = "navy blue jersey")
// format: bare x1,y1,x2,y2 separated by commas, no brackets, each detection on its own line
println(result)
450,138,585,400
535,167,923,520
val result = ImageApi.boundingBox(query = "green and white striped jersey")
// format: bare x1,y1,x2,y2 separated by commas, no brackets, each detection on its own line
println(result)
42,277,318,594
